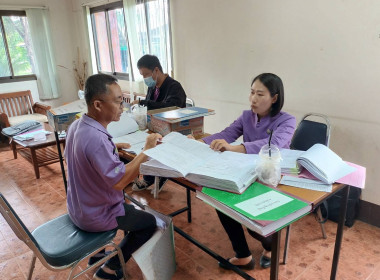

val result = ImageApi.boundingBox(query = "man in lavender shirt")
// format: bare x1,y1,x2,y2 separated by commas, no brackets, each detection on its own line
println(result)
65,74,162,280
200,73,296,270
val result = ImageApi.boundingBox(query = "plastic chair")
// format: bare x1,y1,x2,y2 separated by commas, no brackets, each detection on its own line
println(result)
0,193,127,280
283,113,331,264
186,97,195,107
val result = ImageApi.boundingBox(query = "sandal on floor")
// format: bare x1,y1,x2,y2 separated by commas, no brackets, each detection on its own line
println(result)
218,257,255,270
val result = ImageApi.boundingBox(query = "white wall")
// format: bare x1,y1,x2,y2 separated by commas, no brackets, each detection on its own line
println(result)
0,0,80,107
171,0,380,205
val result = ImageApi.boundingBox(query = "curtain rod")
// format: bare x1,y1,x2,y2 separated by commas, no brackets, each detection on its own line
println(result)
0,5,48,10
81,0,112,7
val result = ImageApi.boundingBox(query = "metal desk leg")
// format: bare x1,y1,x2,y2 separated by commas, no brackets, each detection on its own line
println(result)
270,230,281,280
283,225,290,264
153,176,159,199
186,188,192,223
330,185,349,279
54,131,67,193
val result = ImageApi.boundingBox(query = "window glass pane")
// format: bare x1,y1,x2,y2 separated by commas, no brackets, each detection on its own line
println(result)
92,11,112,72
135,3,149,55
108,8,129,73
146,0,168,73
0,27,11,77
3,16,35,76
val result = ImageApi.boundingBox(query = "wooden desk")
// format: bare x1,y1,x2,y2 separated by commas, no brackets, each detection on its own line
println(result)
119,141,349,280
10,123,65,179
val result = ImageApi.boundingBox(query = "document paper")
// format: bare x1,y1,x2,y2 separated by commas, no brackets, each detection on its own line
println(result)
235,190,293,216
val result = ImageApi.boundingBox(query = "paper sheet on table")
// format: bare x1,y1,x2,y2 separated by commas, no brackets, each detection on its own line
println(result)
335,161,366,189
280,176,332,192
290,162,366,189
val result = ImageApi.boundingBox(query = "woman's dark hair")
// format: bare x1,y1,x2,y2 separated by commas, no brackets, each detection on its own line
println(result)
251,73,284,117
84,74,118,105
137,54,163,72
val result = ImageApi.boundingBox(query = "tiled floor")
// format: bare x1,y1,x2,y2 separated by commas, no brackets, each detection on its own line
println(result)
1,143,380,280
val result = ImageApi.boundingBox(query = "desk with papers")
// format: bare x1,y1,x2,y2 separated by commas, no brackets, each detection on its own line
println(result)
119,142,352,280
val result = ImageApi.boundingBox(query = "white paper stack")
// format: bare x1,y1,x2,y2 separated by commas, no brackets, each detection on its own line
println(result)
280,149,304,174
296,144,356,184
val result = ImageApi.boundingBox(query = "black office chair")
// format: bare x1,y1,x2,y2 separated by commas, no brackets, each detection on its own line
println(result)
0,193,127,280
283,113,331,264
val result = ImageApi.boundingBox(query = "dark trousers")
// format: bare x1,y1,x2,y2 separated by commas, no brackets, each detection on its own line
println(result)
143,175,155,185
107,203,157,270
216,210,272,258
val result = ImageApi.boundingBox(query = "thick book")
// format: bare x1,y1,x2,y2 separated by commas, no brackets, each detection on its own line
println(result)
152,107,215,123
141,132,259,194
296,144,356,184
196,182,312,236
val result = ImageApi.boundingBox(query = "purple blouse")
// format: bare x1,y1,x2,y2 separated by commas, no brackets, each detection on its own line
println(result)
65,114,126,232
202,110,296,154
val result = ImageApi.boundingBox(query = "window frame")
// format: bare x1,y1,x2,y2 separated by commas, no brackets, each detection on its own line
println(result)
90,2,131,81
0,10,37,83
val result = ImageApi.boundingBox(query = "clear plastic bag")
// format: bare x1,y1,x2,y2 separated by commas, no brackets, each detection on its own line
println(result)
255,144,282,187
131,105,147,130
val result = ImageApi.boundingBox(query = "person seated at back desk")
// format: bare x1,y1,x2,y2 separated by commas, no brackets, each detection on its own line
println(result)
131,54,187,192
190,73,296,270
65,73,162,280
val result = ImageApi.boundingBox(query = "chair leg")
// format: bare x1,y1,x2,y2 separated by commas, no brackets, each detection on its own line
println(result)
283,225,291,264
316,206,327,239
11,140,17,159
115,246,127,280
27,254,37,280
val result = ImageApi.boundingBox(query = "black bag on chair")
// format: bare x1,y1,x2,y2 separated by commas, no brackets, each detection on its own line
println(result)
325,187,361,227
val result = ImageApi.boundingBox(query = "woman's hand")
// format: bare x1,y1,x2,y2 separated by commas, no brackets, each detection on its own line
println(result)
210,139,232,152
210,139,246,153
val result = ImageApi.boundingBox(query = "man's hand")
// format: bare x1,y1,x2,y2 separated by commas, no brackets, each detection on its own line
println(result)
143,133,162,151
116,143,131,150
131,100,139,105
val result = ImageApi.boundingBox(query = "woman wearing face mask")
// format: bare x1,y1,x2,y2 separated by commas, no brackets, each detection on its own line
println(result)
131,54,187,110
200,73,296,270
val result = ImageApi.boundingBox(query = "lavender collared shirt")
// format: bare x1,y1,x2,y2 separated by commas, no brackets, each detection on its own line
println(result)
202,110,296,154
64,114,126,232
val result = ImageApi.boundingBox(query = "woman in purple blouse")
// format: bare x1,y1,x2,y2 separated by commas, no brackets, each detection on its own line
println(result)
202,73,296,270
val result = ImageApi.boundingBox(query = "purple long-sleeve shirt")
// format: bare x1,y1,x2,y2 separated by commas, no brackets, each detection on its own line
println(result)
202,110,296,154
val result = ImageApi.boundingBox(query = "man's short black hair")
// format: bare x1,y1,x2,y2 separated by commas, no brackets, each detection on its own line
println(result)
251,73,284,117
137,54,163,72
84,74,118,105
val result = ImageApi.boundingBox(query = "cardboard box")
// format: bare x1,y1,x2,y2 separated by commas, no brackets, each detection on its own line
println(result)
47,99,87,131
147,107,204,136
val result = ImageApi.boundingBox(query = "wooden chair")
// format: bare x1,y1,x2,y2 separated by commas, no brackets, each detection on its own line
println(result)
0,90,51,153
0,90,51,128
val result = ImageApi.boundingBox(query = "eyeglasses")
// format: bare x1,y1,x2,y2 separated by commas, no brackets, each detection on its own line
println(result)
96,99,126,108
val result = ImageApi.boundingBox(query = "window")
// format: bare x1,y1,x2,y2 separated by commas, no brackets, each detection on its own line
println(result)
135,0,171,75
0,11,36,82
91,2,130,79
90,0,172,80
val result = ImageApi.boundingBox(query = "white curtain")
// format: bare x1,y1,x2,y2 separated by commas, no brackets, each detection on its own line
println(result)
123,0,172,92
26,9,60,99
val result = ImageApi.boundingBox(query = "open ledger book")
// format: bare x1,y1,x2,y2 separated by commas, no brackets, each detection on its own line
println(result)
295,144,356,184
197,182,311,236
141,132,259,193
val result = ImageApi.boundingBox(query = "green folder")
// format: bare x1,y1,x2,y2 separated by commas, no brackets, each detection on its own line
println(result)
202,181,309,222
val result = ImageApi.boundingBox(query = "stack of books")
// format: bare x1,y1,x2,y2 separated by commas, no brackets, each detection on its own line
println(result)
197,182,312,236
